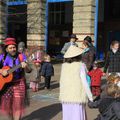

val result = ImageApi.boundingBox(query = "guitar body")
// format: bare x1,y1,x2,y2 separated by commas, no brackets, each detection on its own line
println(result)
0,66,13,90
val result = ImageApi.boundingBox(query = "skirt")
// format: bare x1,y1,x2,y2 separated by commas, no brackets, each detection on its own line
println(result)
62,103,87,120
0,78,29,116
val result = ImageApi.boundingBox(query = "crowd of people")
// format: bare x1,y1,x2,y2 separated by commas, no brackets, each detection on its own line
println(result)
0,37,54,120
60,34,120,120
0,34,119,120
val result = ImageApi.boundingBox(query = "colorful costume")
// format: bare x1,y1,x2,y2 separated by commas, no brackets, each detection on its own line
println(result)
0,53,29,116
88,68,103,96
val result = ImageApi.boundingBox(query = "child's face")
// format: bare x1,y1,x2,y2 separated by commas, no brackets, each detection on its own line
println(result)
93,63,97,69
34,63,40,67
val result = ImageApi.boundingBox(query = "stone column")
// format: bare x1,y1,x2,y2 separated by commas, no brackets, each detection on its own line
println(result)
0,0,7,42
73,0,95,47
27,0,46,50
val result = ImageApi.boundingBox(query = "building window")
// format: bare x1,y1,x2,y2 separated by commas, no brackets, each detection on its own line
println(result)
105,0,120,20
49,2,65,25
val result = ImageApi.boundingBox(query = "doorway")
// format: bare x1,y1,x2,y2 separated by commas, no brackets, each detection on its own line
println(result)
47,1,73,56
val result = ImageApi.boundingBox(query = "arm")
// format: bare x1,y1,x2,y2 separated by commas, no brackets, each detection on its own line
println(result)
104,52,110,73
87,51,94,70
112,102,120,119
61,43,68,54
88,100,101,108
21,62,32,73
40,63,47,76
20,54,32,73
80,63,93,101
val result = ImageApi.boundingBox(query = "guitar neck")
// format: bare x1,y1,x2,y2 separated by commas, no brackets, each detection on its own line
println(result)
8,64,22,74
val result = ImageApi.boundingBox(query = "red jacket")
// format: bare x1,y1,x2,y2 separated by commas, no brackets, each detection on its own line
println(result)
88,68,103,86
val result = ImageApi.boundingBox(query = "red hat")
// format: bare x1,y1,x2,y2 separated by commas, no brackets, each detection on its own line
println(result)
4,38,16,46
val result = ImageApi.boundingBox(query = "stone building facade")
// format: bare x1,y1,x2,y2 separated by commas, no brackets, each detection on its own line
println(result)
0,0,7,41
1,0,96,52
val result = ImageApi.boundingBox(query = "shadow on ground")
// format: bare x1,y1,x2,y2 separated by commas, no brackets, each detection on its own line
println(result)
22,103,62,120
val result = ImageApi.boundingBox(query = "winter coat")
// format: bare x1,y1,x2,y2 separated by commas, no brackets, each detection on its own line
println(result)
88,96,120,120
81,48,95,71
59,62,93,103
40,62,54,77
104,50,120,73
88,68,103,86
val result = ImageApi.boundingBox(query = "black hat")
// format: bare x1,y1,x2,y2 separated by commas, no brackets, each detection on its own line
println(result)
84,36,92,43
70,34,78,40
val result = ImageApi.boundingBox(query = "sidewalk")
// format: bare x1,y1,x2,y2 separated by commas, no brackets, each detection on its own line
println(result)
0,63,98,120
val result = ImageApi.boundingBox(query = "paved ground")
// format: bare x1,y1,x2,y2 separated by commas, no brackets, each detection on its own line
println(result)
0,63,98,120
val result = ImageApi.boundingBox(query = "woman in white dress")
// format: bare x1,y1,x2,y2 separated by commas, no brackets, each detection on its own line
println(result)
59,46,93,120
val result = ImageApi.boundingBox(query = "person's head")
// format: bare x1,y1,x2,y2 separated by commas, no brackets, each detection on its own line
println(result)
106,84,120,98
18,41,25,53
69,34,78,43
84,36,92,43
44,54,51,62
111,40,119,50
4,38,17,56
93,61,99,70
107,73,120,84
64,46,83,63
82,40,91,49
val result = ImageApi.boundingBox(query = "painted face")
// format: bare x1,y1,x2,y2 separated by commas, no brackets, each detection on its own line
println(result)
6,44,16,56
112,43,119,50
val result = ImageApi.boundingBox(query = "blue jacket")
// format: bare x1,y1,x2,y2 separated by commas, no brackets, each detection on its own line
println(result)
61,42,78,54
40,62,54,77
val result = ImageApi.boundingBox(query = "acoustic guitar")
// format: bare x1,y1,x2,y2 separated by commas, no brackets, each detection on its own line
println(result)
0,48,43,91
0,64,22,90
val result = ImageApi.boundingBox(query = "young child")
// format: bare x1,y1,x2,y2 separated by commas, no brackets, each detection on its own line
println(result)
88,83,120,120
30,59,41,92
40,54,54,90
88,61,105,96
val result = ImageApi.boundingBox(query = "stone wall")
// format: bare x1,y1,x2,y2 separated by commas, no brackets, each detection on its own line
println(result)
27,0,46,50
73,0,95,47
0,0,7,41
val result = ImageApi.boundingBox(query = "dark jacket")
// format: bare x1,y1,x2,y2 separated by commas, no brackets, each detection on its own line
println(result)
88,96,120,120
81,48,95,71
40,62,54,77
104,50,120,73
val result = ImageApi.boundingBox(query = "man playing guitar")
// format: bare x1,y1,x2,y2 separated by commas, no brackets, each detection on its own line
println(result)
0,38,32,120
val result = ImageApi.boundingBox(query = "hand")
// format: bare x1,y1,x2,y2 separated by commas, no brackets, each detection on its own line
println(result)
89,97,93,102
21,62,27,68
103,73,106,76
1,70,8,77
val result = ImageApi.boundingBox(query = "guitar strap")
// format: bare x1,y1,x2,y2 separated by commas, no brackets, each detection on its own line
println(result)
18,53,24,62
0,53,24,98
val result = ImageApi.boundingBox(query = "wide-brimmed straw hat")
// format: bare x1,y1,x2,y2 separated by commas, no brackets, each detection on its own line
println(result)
64,46,84,58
